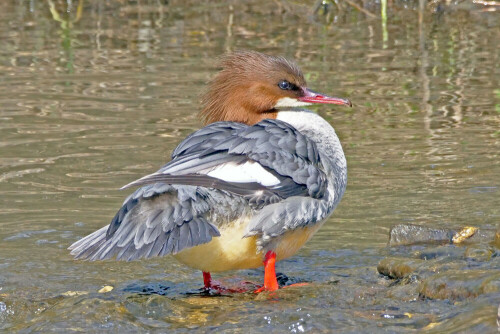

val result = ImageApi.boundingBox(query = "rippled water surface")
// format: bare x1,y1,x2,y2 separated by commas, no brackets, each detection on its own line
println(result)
1,0,499,332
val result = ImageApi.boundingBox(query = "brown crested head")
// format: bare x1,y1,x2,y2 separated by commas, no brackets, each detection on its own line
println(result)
200,50,352,125
200,51,307,125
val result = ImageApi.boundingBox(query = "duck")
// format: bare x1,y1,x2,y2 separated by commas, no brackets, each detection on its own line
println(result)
69,50,352,292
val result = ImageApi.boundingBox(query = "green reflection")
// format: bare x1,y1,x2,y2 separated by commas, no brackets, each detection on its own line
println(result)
495,89,500,114
381,0,388,49
48,0,83,74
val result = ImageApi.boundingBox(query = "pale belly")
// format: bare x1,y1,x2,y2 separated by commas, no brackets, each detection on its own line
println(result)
173,218,324,272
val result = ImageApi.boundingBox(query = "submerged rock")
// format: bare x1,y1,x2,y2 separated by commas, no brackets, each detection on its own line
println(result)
415,245,465,261
419,271,500,300
389,224,454,246
389,224,497,247
377,258,425,279
380,224,500,303
464,245,494,262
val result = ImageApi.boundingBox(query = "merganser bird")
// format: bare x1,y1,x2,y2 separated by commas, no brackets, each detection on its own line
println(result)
69,51,352,292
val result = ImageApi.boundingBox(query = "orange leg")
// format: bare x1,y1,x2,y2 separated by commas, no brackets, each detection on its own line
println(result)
203,271,212,289
254,251,279,293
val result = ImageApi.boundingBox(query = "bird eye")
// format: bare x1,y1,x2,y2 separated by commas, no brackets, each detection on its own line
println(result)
278,80,291,90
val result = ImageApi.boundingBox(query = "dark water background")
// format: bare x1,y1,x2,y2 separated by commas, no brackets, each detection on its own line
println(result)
1,0,499,332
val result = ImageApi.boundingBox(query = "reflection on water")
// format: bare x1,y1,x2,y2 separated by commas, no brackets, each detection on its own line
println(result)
0,0,499,332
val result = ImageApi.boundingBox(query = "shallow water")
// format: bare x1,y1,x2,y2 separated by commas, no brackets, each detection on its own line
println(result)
1,0,499,332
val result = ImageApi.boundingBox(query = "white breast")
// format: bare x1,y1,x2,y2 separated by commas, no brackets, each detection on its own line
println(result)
276,110,346,171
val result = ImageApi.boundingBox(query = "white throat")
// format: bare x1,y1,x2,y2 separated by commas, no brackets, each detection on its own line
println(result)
274,97,312,108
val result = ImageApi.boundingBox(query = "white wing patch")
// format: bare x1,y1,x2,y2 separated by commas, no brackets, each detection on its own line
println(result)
120,161,281,190
204,161,280,186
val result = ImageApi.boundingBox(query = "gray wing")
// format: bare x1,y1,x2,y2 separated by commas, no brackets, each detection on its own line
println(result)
123,119,328,202
69,184,224,261
170,122,247,158
120,119,332,242
245,192,335,242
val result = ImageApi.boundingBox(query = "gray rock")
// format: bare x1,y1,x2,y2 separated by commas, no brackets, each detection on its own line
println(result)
389,224,454,246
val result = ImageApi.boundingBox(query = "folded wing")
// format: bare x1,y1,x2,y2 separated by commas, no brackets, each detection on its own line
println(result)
70,119,331,261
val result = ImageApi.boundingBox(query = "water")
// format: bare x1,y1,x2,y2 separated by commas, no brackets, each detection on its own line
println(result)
1,0,499,332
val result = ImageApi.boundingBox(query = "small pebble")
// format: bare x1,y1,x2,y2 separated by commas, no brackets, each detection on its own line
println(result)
452,227,477,244
98,285,114,293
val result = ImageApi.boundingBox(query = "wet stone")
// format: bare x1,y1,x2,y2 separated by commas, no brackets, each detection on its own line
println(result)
389,224,454,246
389,224,497,247
377,257,425,279
452,227,477,244
418,271,500,300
